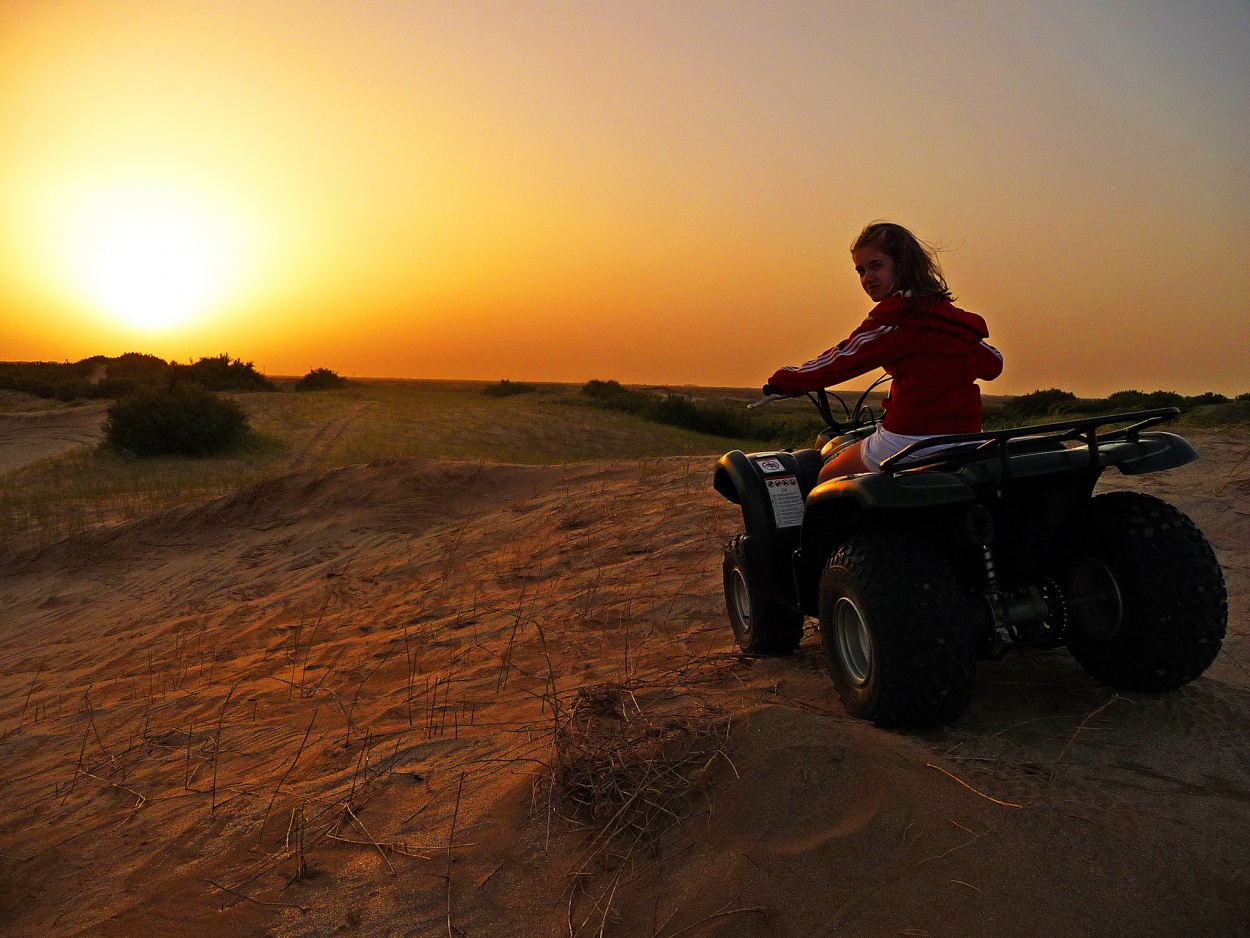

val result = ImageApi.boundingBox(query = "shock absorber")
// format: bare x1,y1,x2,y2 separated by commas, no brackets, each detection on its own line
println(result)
965,505,1002,592
965,505,1051,648
980,543,1001,591
965,506,1010,649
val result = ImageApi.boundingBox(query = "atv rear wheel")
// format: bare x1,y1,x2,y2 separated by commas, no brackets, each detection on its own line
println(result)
819,530,975,728
1059,491,1226,691
723,536,803,654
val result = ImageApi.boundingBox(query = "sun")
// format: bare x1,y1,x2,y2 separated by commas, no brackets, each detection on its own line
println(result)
66,186,244,331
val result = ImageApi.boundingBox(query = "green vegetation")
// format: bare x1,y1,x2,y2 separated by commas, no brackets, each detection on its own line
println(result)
482,379,538,397
0,380,770,546
3,374,1246,548
295,367,348,391
0,352,168,401
581,379,824,447
993,388,1079,420
104,385,251,457
0,352,273,400
174,353,274,392
986,387,1250,428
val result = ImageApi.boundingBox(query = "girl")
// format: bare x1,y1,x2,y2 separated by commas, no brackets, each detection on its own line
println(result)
765,221,1003,480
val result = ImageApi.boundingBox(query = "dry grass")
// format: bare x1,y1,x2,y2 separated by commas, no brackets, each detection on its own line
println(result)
543,677,738,937
0,379,763,546
550,684,730,867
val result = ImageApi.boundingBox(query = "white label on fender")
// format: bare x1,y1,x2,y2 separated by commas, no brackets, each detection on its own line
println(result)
766,475,805,528
755,457,785,474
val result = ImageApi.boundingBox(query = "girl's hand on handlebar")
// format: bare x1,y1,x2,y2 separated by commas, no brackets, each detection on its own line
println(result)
749,386,791,410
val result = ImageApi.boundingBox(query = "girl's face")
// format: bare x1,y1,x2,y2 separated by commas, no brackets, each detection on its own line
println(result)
852,246,897,302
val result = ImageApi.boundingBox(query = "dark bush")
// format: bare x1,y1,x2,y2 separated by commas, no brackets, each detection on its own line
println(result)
295,367,348,391
104,385,249,457
482,379,538,397
1185,392,1229,407
580,379,820,445
0,361,95,401
1000,388,1079,421
1105,389,1186,411
1,352,278,400
991,387,1239,429
581,379,652,414
94,352,172,398
172,354,274,392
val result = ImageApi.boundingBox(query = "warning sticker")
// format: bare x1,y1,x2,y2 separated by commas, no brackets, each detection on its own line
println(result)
754,457,786,474
766,475,805,528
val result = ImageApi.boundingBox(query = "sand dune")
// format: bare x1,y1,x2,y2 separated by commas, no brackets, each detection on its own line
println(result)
1,435,1247,936
0,402,108,475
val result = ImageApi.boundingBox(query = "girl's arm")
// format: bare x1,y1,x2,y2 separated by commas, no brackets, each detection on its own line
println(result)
766,317,898,394
975,340,1004,381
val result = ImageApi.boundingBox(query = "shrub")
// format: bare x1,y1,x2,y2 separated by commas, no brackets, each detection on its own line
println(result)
104,385,249,457
1000,388,1079,421
295,367,348,391
94,352,173,398
1105,389,1186,411
0,361,95,401
581,379,652,414
580,379,820,445
482,379,538,397
990,387,1241,429
172,354,274,392
1186,392,1229,407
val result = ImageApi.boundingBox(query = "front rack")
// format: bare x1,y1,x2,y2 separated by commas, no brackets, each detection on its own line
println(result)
876,408,1181,478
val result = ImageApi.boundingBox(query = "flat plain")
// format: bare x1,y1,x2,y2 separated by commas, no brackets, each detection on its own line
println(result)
1,381,1247,937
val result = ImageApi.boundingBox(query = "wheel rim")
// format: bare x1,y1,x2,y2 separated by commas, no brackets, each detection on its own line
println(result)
1066,556,1123,641
731,568,753,636
832,596,872,686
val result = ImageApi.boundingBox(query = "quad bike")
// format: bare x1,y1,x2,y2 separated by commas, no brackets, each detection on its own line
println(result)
713,382,1227,728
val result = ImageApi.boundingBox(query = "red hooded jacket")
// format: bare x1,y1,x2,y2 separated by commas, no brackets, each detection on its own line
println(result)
767,294,1004,435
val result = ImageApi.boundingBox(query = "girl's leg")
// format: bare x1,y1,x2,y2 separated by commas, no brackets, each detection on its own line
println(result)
817,439,869,483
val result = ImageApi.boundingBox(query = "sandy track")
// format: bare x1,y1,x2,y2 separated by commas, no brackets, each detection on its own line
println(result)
0,436,1247,936
0,403,108,475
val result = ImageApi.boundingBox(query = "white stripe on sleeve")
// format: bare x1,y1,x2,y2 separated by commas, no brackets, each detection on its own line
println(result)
790,323,894,374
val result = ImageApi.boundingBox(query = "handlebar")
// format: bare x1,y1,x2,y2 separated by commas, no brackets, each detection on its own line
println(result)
746,372,893,435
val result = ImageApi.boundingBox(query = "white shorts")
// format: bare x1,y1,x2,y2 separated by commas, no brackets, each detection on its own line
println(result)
860,426,971,473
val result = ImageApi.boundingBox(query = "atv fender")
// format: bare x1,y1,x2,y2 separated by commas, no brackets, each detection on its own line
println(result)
805,469,976,510
798,471,976,573
713,449,823,536
713,449,822,611
1103,431,1198,475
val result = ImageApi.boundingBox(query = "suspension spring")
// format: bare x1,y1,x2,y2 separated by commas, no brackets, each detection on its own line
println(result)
981,545,1000,590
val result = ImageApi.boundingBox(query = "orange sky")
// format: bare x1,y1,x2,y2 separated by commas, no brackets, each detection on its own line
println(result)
2,1,1247,395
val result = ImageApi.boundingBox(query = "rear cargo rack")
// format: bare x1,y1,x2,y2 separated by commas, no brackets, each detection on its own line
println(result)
877,408,1181,478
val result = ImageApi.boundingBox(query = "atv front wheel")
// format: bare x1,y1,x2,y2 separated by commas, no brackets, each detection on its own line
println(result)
1059,491,1226,691
723,537,803,654
819,530,975,727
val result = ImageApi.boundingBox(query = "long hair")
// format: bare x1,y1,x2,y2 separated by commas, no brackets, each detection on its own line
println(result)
851,222,953,301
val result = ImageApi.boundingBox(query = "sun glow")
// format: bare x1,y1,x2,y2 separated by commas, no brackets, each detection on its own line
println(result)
65,186,246,332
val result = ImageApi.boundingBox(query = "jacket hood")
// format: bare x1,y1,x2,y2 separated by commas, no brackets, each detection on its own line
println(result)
869,294,990,342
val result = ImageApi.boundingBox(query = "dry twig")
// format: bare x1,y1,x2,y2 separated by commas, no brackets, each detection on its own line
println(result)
924,763,1023,809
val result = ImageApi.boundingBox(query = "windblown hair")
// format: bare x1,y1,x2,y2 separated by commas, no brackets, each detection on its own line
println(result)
851,221,953,301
